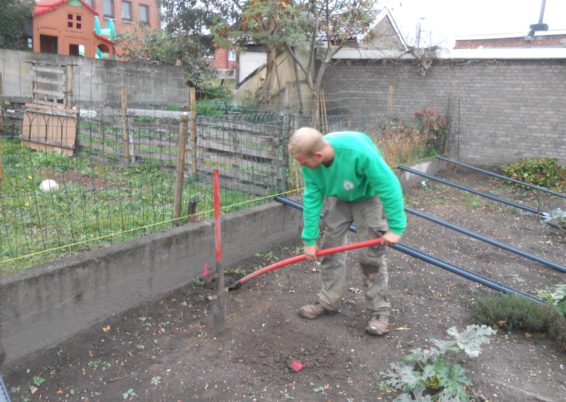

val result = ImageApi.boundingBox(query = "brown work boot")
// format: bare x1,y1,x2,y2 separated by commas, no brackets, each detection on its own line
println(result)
366,314,390,336
298,302,334,320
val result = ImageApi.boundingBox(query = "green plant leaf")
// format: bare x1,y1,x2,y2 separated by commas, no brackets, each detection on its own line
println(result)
447,325,495,357
32,375,45,387
386,363,423,391
436,363,472,401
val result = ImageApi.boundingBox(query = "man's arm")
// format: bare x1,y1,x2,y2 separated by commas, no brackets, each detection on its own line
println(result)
362,155,407,237
301,175,324,245
301,174,324,259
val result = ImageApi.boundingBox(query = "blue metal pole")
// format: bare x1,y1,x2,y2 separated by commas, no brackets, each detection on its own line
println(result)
392,243,544,304
406,207,566,273
274,195,545,304
436,156,566,200
397,166,543,215
0,375,10,402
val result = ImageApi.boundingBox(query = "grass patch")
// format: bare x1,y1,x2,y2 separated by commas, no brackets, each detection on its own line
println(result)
0,138,253,274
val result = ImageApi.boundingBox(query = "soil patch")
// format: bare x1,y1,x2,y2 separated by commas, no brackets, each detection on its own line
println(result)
3,167,566,401
38,168,116,191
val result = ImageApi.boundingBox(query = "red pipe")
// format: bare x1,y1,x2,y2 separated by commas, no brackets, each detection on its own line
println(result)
228,237,384,290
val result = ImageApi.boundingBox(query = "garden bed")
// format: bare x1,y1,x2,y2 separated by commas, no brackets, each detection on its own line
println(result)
3,166,565,401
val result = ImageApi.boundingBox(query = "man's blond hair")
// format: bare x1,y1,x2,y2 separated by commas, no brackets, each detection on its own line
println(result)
288,127,326,157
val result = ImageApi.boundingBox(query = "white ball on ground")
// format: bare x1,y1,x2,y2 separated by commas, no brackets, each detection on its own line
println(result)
39,179,59,192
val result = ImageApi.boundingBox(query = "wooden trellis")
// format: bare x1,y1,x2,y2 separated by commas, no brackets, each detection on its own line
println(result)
21,63,78,156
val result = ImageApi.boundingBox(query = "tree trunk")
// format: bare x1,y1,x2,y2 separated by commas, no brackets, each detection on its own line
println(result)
311,60,330,128
259,44,277,109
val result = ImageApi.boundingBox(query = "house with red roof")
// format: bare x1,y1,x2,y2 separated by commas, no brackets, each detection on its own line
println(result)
33,0,116,59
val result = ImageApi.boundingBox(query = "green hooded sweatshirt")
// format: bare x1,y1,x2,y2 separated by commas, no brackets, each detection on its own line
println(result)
301,131,406,246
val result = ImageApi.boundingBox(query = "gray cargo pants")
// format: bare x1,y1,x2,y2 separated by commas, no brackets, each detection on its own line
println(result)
317,196,390,316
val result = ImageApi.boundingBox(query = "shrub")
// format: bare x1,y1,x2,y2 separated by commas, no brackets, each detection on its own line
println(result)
502,158,566,190
198,84,232,101
474,293,566,352
414,107,446,154
379,118,425,166
197,99,228,117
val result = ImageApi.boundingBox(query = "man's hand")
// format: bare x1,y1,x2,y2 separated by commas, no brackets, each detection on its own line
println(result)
382,231,402,246
304,244,318,261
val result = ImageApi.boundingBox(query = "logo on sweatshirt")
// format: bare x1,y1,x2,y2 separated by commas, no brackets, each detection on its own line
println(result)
343,180,354,191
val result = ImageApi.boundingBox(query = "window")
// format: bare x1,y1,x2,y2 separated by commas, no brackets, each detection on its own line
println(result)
104,0,114,17
139,4,149,25
69,44,85,57
122,1,132,20
67,14,82,30
228,49,236,61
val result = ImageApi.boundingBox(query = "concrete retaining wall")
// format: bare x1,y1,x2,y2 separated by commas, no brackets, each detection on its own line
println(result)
0,49,187,107
0,201,302,365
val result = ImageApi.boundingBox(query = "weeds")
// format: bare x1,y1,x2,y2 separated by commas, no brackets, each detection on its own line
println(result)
462,193,482,211
537,283,566,315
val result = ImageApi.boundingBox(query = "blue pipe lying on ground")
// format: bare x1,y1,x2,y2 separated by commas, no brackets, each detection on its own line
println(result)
436,156,566,200
0,375,10,402
397,166,543,215
406,207,566,273
274,195,545,304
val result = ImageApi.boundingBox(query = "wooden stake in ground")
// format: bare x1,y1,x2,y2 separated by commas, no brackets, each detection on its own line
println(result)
189,86,197,178
212,169,225,335
173,114,188,224
121,86,129,164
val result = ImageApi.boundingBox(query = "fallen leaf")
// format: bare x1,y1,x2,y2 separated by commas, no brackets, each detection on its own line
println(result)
102,325,111,333
497,320,506,327
394,326,410,331
524,332,533,338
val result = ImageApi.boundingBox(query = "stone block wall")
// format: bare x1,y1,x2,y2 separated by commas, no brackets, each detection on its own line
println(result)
322,59,566,166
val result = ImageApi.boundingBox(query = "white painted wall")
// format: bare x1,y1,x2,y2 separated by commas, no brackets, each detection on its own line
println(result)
238,51,267,83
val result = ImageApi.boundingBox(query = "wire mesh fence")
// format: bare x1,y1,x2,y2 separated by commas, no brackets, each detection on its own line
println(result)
0,52,451,274
0,101,299,273
1,80,445,274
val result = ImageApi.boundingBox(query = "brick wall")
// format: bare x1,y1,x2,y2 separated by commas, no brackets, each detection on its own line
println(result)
321,59,566,166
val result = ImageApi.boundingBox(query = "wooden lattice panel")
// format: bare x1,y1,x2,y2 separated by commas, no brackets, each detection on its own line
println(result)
21,103,78,156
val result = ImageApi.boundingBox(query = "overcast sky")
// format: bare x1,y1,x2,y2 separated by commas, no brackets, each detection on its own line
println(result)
379,0,566,48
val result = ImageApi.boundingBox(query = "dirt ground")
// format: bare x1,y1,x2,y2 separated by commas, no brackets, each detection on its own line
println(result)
2,166,566,401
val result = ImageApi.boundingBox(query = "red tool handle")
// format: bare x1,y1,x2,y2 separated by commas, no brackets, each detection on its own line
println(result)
230,237,385,289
